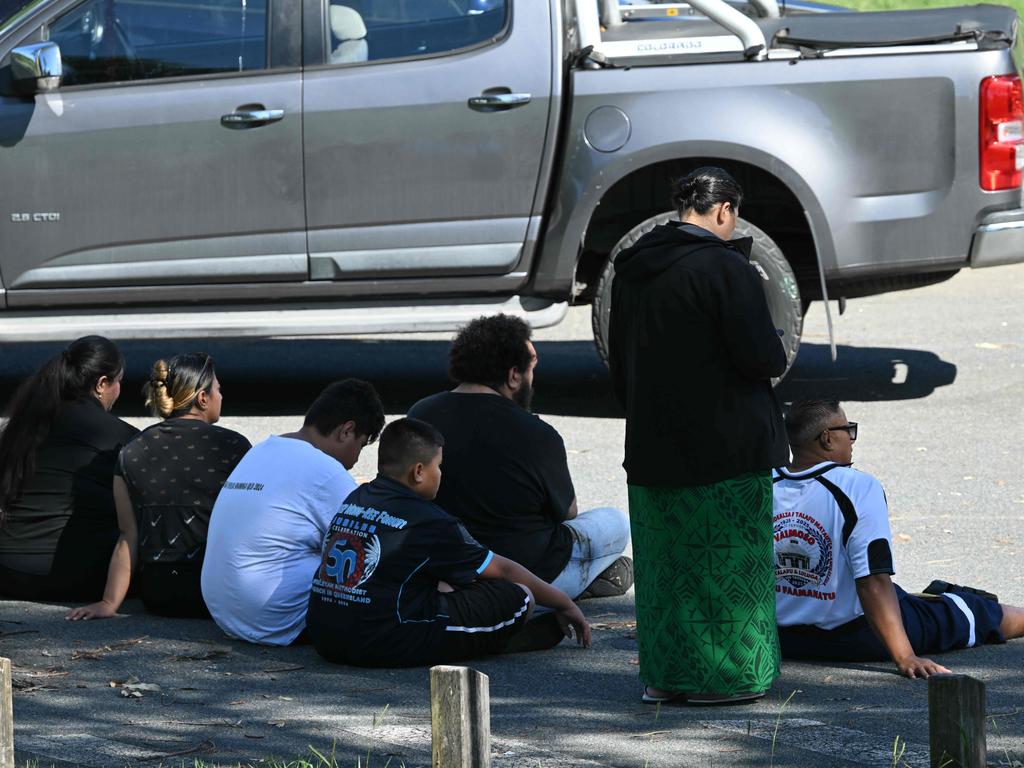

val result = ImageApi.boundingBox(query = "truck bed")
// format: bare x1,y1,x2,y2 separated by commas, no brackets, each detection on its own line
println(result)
599,4,1017,65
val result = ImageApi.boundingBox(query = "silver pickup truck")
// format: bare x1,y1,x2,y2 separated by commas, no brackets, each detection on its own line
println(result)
1,0,1022,370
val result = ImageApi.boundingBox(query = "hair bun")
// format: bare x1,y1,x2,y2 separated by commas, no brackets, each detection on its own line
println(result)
144,359,174,418
150,359,169,382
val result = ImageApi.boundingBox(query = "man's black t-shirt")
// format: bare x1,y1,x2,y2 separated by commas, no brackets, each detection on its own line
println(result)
116,418,251,567
0,398,139,576
306,475,493,666
407,391,575,582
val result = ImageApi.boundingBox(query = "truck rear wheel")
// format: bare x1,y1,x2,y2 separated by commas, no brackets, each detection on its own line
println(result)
591,212,803,381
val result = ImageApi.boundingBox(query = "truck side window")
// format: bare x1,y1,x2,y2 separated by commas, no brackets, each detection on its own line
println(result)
326,0,508,65
48,0,269,87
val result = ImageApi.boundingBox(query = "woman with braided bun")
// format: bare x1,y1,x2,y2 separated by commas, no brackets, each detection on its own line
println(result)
67,354,250,619
0,336,138,601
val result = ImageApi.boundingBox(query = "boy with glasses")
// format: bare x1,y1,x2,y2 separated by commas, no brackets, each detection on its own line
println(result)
773,397,1024,678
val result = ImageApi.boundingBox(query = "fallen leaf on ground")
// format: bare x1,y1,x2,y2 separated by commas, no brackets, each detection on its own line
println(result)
268,720,286,728
13,666,67,678
228,700,246,706
590,620,637,631
11,679,61,692
165,649,230,662
73,636,148,660
124,719,242,728
110,675,161,697
628,657,640,666
894,533,912,542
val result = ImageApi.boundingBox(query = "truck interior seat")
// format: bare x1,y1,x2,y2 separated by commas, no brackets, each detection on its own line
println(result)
329,4,369,64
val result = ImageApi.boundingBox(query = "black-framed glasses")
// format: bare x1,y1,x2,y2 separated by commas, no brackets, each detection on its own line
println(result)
825,422,858,440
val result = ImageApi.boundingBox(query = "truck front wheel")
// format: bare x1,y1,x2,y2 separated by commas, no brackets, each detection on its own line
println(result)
591,212,803,381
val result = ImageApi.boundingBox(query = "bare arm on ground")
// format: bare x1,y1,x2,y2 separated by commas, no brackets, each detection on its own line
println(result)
66,477,138,620
855,573,950,678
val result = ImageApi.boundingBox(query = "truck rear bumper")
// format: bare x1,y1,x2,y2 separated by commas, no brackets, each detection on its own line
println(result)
970,209,1024,268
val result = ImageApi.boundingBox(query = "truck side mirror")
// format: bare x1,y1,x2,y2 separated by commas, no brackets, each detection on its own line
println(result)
11,41,63,93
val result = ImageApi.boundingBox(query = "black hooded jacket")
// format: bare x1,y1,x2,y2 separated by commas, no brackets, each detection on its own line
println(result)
608,222,789,487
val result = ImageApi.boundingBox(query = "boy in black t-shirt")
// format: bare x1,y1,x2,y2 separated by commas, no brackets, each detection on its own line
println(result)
307,418,591,668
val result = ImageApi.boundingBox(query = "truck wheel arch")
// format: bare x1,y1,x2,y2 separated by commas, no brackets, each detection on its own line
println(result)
591,211,803,382
567,152,832,309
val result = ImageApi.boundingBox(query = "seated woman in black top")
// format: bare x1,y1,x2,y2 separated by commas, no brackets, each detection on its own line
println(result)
0,336,138,601
66,354,251,620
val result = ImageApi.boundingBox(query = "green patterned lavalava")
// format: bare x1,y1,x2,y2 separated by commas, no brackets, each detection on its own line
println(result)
628,472,780,694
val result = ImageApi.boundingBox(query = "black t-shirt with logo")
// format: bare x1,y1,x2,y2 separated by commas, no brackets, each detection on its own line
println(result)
115,418,251,567
306,475,492,666
407,391,575,581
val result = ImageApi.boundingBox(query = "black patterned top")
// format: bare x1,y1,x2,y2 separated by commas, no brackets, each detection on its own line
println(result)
116,418,251,567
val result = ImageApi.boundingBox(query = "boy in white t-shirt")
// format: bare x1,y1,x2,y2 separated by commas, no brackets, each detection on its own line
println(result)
201,380,385,646
774,398,1024,679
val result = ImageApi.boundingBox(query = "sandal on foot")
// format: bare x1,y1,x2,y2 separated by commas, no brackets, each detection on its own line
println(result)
641,686,687,704
685,691,766,706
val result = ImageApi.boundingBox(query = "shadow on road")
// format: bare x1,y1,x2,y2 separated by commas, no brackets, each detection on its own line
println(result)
778,343,958,403
0,339,956,419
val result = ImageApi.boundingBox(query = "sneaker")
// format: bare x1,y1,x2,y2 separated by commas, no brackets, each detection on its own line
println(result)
502,613,565,654
578,556,634,600
922,580,998,603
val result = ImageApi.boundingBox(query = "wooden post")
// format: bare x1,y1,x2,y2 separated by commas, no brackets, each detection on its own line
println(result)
929,673,986,768
1,657,13,768
430,665,490,768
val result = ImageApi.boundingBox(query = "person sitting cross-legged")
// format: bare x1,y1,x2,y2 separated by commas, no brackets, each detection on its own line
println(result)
408,314,632,603
306,418,591,668
66,354,250,620
201,379,385,646
774,397,1024,678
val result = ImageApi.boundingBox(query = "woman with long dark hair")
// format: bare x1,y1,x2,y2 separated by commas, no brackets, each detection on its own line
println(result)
608,167,789,704
66,354,251,620
0,335,138,600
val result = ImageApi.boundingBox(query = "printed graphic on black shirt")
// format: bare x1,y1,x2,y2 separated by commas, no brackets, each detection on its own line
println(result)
312,502,407,608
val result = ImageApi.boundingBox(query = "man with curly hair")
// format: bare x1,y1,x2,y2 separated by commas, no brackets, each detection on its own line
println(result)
408,314,632,604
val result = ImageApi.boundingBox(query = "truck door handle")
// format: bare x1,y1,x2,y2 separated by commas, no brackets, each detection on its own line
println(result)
467,93,532,112
220,108,285,128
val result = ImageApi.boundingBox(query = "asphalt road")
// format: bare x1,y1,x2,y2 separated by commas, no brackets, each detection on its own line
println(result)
1,263,1023,767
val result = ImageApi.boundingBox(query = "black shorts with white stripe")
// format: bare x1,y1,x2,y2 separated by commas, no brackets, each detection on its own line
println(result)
435,580,532,663
779,584,1005,662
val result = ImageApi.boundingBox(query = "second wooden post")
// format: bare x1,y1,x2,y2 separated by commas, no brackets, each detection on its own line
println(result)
929,673,986,768
430,665,490,768
1,657,13,768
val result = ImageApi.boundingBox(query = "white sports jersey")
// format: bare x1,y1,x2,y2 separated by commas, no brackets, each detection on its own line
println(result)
773,462,895,630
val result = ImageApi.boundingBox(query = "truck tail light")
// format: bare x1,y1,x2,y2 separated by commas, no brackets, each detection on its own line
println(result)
980,74,1024,191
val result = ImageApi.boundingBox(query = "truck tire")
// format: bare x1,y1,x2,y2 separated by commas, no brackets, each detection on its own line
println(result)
591,212,803,381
